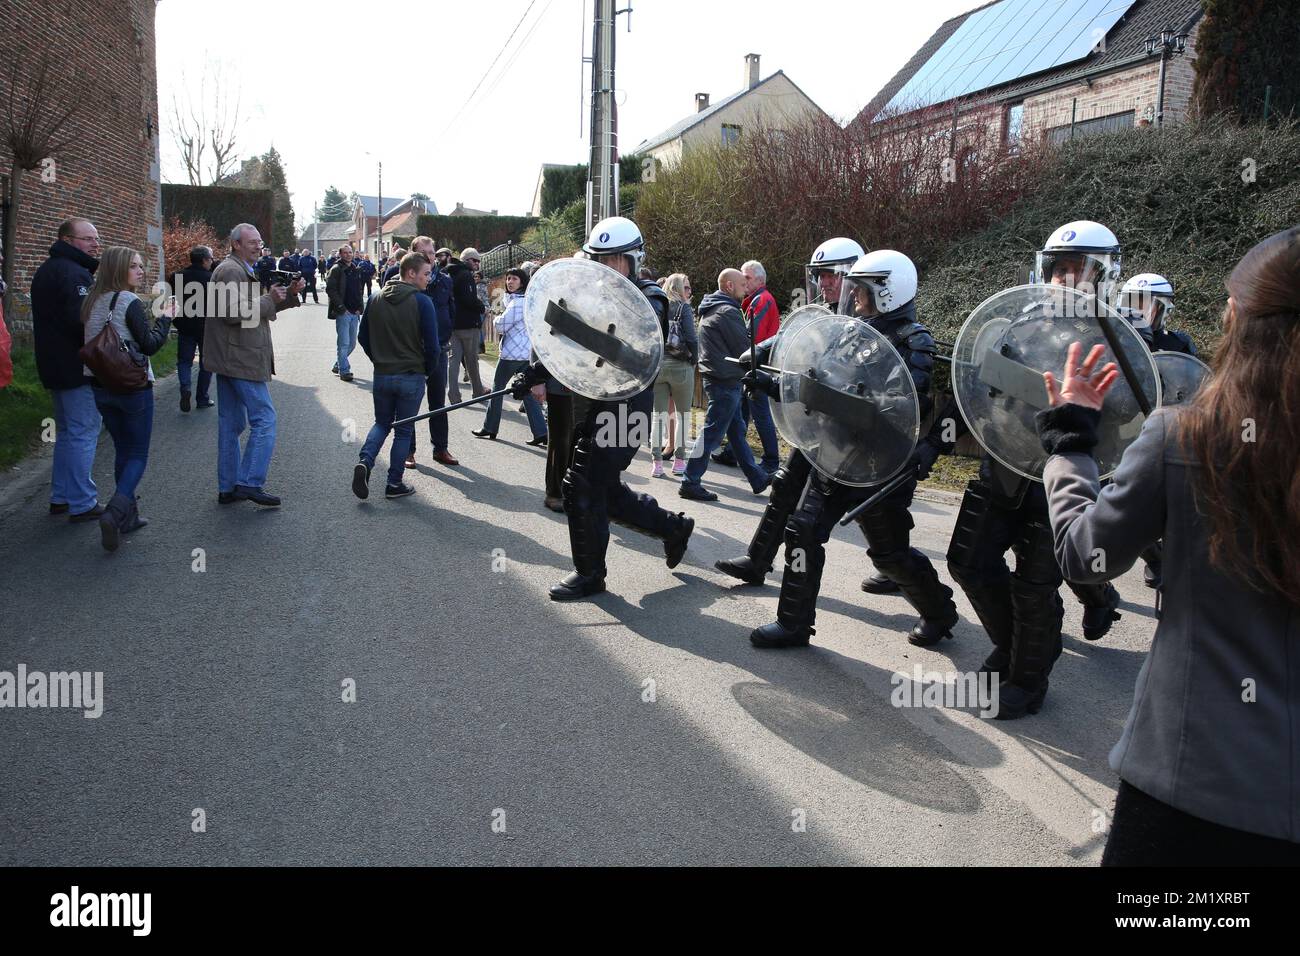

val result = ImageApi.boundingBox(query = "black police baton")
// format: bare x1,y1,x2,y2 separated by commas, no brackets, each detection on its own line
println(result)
1095,310,1154,416
838,466,915,527
391,387,514,428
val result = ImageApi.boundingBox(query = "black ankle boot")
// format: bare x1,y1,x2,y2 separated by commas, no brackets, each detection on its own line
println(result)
908,611,958,647
860,570,901,594
750,620,812,649
99,492,132,552
715,555,769,586
993,678,1049,720
663,514,694,569
549,572,606,602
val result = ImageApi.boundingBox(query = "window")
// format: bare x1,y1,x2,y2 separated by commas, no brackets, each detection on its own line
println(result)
1005,102,1025,149
1046,110,1136,144
721,123,742,147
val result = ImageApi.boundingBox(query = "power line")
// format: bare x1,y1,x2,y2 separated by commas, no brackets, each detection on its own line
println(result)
480,0,558,104
438,0,539,138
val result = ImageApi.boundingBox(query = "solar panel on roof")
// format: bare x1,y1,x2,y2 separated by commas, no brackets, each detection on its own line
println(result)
885,0,1137,112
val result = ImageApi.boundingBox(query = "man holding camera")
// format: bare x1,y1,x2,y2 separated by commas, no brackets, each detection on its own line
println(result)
205,223,304,508
326,245,365,382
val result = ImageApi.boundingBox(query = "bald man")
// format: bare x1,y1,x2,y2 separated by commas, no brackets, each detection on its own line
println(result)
679,268,773,501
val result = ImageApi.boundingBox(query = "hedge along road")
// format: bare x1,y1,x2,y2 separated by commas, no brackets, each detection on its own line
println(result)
0,300,1157,865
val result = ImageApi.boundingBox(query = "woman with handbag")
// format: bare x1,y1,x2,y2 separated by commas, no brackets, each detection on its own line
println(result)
650,273,698,478
80,246,172,552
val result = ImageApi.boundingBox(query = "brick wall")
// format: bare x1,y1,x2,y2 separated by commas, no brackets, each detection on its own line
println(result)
1023,21,1202,137
0,0,161,336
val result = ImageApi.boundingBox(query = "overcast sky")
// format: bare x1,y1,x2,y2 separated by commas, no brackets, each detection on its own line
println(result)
156,0,977,232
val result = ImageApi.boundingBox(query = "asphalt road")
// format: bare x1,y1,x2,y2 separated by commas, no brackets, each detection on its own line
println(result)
0,300,1158,865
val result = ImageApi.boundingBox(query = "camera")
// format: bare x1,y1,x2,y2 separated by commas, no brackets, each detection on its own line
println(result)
268,270,302,287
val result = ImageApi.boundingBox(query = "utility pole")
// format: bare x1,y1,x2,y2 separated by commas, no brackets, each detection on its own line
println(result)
586,2,632,233
377,162,383,257
313,202,319,260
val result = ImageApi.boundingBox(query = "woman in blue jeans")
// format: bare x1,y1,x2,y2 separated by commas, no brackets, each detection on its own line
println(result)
474,269,547,444
81,247,172,552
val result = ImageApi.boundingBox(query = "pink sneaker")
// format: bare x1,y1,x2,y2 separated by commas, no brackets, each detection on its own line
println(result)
672,458,687,476
651,460,666,478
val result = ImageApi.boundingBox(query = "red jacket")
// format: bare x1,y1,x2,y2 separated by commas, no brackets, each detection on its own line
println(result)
743,287,780,344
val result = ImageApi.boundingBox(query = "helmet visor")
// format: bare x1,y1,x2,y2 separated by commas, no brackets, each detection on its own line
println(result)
806,262,853,309
1119,289,1171,330
838,274,886,318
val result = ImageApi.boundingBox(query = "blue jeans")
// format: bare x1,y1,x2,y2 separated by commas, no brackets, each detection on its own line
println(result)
216,375,277,492
743,392,780,471
360,373,426,486
683,379,768,491
49,384,101,512
92,387,154,499
482,358,547,438
410,349,449,457
336,312,361,374
176,332,212,402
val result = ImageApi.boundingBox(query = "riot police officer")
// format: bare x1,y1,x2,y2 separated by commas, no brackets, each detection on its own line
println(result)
714,237,862,590
510,217,695,602
1118,272,1197,588
739,250,960,649
939,221,1128,718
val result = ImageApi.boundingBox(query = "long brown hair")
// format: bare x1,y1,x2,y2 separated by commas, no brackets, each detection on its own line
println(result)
1178,226,1300,602
80,246,142,324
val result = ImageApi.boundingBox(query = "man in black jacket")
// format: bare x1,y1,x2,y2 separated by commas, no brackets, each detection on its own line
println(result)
446,248,488,403
176,245,214,412
298,249,319,303
326,246,366,382
256,249,276,292
30,218,104,521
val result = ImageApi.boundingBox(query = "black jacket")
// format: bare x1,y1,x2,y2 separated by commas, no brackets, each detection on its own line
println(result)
174,264,212,339
448,259,484,331
30,240,98,390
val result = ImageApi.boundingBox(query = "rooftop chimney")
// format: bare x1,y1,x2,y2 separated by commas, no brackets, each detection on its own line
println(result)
695,92,711,113
745,53,761,90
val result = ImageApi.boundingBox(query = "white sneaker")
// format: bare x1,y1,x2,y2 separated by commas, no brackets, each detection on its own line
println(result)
651,460,665,478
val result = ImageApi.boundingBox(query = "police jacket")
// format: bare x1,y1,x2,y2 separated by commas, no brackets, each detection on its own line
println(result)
299,255,318,278
30,240,98,390
868,299,937,419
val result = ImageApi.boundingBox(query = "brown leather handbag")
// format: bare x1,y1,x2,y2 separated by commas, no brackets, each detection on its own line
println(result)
79,292,149,392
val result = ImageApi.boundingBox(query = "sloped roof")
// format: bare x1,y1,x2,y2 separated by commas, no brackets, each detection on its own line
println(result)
356,195,405,219
858,0,1204,124
634,70,826,154
297,221,354,245
381,210,420,237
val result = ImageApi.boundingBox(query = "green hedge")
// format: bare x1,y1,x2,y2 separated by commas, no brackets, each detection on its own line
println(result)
541,157,645,216
917,117,1300,358
162,185,275,249
414,214,539,254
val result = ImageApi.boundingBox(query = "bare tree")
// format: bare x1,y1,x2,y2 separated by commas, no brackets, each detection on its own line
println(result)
2,51,82,311
168,59,242,186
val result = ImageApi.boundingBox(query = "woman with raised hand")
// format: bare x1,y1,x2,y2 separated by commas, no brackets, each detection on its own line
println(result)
1035,226,1300,865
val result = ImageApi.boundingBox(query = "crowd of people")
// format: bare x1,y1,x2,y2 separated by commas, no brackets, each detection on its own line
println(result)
23,205,1300,865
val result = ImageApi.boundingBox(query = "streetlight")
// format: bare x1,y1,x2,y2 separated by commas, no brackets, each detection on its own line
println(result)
363,151,383,257
1145,26,1190,128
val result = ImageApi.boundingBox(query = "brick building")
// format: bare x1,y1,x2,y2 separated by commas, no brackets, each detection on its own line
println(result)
855,0,1204,151
0,0,162,338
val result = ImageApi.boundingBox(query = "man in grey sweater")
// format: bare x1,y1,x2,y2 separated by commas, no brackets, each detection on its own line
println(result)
680,269,772,502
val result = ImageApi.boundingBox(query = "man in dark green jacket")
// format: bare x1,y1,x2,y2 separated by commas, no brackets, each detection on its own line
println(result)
352,253,441,500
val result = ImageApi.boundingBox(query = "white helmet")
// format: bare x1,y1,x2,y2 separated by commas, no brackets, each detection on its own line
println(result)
1119,273,1174,331
806,237,866,307
583,216,645,276
1033,220,1122,303
839,250,918,317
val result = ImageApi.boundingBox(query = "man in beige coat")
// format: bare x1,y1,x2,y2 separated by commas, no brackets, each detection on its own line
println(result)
204,222,304,507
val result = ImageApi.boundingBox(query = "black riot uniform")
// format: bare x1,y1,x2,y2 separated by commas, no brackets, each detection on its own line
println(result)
516,278,695,601
738,299,960,649
935,305,1125,719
